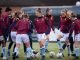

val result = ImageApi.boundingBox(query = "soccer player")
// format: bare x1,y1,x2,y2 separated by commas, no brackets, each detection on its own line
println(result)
13,12,33,60
56,9,72,56
70,12,80,59
0,8,7,59
44,8,54,52
23,14,33,54
0,7,12,59
0,7,2,46
34,8,48,60
7,12,20,57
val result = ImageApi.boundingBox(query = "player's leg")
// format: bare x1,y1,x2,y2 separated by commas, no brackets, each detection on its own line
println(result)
23,33,33,54
57,34,63,52
55,29,63,52
64,33,71,56
74,34,80,59
0,32,6,57
8,32,17,56
37,33,46,59
13,34,21,59
7,40,13,56
1,36,7,59
45,40,49,52
29,34,33,49
22,34,33,60
69,36,74,54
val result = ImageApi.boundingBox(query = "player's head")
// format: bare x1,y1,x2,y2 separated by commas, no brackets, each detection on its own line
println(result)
71,12,77,21
46,8,52,15
22,13,29,20
5,7,12,14
13,11,22,20
67,10,75,19
61,9,68,18
35,8,42,17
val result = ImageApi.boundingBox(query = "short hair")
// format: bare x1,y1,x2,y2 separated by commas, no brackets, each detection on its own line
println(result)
5,7,12,12
36,8,42,13
46,8,52,14
22,14,29,18
15,11,22,18
71,12,77,18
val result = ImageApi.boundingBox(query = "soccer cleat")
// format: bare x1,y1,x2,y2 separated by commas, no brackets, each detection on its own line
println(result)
27,58,31,60
12,52,16,60
33,51,38,54
3,56,7,60
68,54,70,56
41,56,45,60
0,53,3,57
7,51,10,56
75,56,79,60
71,54,76,57
45,49,49,52
62,53,64,57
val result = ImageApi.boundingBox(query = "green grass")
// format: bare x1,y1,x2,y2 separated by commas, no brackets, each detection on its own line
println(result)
0,42,79,60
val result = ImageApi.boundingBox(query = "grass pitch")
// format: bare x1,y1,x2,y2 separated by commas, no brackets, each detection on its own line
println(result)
0,42,80,60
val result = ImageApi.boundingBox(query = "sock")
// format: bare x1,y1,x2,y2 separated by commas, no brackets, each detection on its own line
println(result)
3,47,6,57
40,46,45,56
1,47,3,54
14,47,19,56
67,45,71,55
74,48,79,57
7,49,10,54
62,43,66,50
8,42,13,50
26,47,32,58
57,39,62,49
45,40,49,50
13,44,16,52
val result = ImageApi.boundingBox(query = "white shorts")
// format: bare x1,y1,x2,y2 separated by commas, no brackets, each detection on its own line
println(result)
0,36,4,41
11,31,17,42
75,33,80,41
49,30,57,41
37,33,46,41
54,28,69,41
60,33,69,41
16,34,29,44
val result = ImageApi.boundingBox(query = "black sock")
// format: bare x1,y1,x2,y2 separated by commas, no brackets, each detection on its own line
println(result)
13,43,16,52
23,43,26,53
8,41,13,50
62,43,66,50
29,37,33,49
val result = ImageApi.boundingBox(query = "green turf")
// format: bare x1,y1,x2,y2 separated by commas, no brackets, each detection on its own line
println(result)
0,42,79,60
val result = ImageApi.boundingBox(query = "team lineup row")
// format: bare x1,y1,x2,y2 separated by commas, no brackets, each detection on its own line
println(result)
0,7,80,60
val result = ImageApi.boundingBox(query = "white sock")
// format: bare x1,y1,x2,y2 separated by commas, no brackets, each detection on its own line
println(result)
26,47,32,58
14,47,19,55
3,47,6,57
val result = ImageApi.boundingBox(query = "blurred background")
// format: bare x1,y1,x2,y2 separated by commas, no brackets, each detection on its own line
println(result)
0,0,80,41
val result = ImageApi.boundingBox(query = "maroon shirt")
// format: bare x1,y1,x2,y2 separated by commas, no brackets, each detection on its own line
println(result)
78,20,80,33
1,12,9,29
0,17,3,35
11,19,17,31
34,17,48,34
73,20,80,35
60,16,72,33
16,19,30,34
45,15,54,31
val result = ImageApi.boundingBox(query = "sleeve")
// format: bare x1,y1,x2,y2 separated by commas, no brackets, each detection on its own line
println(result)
51,16,54,31
29,21,34,33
